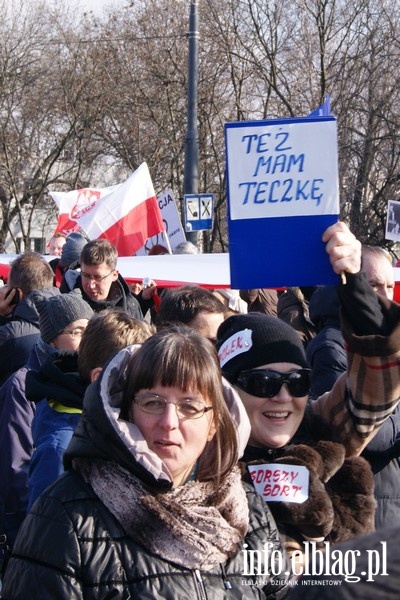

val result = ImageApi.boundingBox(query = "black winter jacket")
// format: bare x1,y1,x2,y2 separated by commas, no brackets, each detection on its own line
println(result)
63,269,150,320
2,346,291,600
2,472,288,600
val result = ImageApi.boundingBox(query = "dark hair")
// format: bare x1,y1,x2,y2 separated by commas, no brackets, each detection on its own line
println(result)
121,325,238,487
9,252,54,294
148,244,170,255
78,309,154,381
80,239,118,270
155,285,226,329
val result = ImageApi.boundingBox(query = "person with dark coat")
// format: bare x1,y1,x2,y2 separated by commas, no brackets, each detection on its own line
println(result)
61,238,155,319
2,327,292,599
277,286,316,348
286,526,399,598
216,221,400,565
240,288,279,316
0,290,93,561
49,231,87,290
0,253,57,385
306,285,347,400
304,248,400,530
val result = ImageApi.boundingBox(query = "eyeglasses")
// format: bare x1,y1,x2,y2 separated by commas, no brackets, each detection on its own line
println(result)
60,328,85,338
81,270,114,283
236,368,311,398
134,393,213,420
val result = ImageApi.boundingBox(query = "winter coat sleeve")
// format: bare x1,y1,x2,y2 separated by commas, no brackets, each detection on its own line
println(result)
306,330,347,399
0,368,34,517
1,491,84,600
310,272,400,456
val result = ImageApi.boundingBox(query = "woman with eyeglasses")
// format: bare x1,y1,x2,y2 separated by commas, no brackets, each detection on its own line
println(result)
216,221,400,566
2,325,293,599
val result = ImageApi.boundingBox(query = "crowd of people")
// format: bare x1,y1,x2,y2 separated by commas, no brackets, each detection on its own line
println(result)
0,221,399,598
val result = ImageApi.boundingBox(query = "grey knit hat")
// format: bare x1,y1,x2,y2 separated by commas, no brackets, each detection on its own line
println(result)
59,232,87,268
34,290,94,343
216,313,308,383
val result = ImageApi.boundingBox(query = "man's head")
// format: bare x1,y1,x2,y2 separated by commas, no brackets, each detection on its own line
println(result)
173,241,199,254
49,233,66,257
8,253,54,297
80,239,119,302
59,232,87,269
78,309,154,382
362,245,395,300
155,285,226,342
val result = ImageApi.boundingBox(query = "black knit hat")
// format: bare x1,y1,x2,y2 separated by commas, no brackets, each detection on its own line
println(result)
33,290,94,344
59,232,87,268
216,313,308,383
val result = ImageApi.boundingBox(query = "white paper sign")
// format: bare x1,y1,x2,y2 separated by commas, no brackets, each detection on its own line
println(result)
248,463,310,504
136,188,186,255
225,118,338,220
217,329,253,367
386,199,400,242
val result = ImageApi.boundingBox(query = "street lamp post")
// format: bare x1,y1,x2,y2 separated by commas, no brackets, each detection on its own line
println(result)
183,0,200,248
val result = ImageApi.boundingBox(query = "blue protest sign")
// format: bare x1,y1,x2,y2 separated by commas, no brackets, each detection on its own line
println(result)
224,116,340,288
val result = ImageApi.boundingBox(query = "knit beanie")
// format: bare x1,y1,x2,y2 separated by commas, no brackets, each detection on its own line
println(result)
33,290,94,344
216,313,308,383
60,232,87,268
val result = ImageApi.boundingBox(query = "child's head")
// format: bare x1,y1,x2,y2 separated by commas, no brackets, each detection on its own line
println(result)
33,290,94,351
78,309,154,382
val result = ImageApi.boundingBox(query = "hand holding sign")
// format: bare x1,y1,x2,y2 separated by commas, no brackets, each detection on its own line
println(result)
322,221,362,277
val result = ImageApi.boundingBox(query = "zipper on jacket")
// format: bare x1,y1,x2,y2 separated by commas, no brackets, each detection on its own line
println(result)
220,563,232,590
193,568,207,600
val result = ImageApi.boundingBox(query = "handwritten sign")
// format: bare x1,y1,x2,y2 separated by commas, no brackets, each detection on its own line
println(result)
224,116,340,288
218,329,253,367
248,463,310,504
136,188,186,255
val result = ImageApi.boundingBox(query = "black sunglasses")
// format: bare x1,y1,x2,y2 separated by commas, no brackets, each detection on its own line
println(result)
236,368,311,398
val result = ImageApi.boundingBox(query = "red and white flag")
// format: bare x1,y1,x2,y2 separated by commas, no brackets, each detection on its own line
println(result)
49,163,165,256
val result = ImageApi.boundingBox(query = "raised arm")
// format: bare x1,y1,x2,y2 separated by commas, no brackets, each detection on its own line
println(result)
312,222,400,455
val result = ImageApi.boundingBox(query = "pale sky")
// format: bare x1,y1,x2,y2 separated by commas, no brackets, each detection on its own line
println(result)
77,0,121,14
5,0,123,16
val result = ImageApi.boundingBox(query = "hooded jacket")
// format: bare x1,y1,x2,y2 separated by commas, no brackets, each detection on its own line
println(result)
2,346,292,600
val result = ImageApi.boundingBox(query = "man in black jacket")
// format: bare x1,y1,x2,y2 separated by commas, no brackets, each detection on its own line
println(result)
61,238,155,319
0,253,58,385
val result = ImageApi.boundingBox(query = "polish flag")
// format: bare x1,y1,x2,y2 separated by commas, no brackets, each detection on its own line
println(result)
50,163,165,256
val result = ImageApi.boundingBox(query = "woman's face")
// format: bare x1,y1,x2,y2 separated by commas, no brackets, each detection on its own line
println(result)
237,362,308,449
131,384,216,487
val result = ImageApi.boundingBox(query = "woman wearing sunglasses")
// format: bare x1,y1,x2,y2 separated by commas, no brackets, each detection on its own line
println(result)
216,221,400,564
2,325,293,599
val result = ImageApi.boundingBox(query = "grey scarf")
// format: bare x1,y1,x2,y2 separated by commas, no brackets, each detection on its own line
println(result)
74,458,249,570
